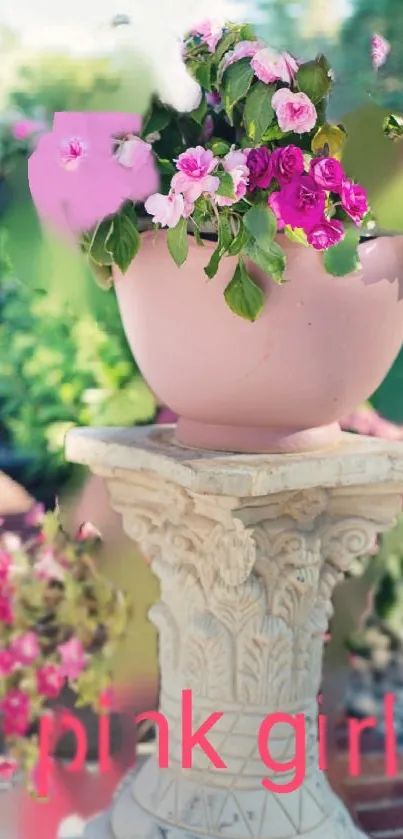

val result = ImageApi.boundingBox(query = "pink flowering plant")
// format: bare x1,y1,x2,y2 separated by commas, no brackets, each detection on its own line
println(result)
29,21,377,322
0,508,129,795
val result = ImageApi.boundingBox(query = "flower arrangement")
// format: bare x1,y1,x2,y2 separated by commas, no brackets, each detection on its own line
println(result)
29,21,384,322
0,506,130,794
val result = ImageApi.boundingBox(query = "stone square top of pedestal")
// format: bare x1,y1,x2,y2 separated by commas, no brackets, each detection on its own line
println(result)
65,425,403,498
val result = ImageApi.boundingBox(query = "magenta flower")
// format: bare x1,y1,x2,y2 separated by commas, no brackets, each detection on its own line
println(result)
341,179,369,224
202,114,214,142
0,552,11,582
219,40,264,79
272,89,317,134
0,649,14,677
371,34,390,69
310,156,344,192
58,637,86,680
0,592,13,624
36,664,64,699
269,175,326,232
269,145,304,186
171,146,219,202
246,147,272,191
11,631,40,666
24,503,45,528
1,690,31,736
268,191,286,230
307,218,345,250
12,119,46,141
28,112,159,236
0,758,18,782
145,191,185,228
206,91,221,111
251,47,298,85
191,20,224,53
216,149,249,207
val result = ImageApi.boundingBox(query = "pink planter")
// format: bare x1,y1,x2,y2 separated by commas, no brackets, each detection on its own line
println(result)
114,231,403,453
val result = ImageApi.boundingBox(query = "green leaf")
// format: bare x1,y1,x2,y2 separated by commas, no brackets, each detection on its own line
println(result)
383,113,403,141
204,214,232,279
227,225,249,256
284,226,309,247
216,172,236,199
222,58,254,121
89,219,114,265
296,54,332,104
106,203,140,273
191,98,208,125
243,82,275,143
195,61,212,90
88,258,113,289
243,205,277,249
224,259,265,321
209,139,231,156
215,31,238,64
142,104,172,137
323,226,361,276
243,238,286,283
166,217,188,266
239,24,257,40
157,157,176,175
262,124,291,142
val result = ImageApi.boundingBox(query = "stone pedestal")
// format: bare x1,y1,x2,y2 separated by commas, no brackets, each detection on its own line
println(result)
65,426,403,839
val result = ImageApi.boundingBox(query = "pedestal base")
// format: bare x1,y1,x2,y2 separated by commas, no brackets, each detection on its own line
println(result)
80,761,369,839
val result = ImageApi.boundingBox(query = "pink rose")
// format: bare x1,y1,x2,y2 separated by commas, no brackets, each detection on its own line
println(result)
191,20,224,53
251,47,298,84
11,631,40,665
58,637,86,680
145,192,185,228
310,156,344,192
341,179,369,224
269,175,326,232
371,34,390,69
1,690,30,736
269,145,304,185
307,218,345,250
36,664,64,698
172,146,219,202
216,149,249,206
272,89,317,134
219,40,264,79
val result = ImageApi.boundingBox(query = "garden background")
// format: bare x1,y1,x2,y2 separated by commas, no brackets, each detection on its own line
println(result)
1,1,403,835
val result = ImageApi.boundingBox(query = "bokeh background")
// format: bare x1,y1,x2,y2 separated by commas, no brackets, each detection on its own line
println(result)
0,1,403,836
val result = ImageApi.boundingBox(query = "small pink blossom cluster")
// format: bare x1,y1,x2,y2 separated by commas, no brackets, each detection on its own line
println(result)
246,144,368,249
145,145,250,228
0,508,128,788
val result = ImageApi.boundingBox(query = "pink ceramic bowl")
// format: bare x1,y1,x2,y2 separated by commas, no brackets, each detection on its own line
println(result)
114,231,403,453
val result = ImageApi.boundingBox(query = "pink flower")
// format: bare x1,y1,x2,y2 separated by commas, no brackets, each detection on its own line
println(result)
0,757,18,782
24,503,45,527
341,179,369,224
145,191,185,228
34,548,65,582
272,89,317,134
12,119,46,141
1,690,31,736
171,146,219,202
269,175,326,232
114,136,153,171
0,592,13,624
0,552,11,582
310,156,344,192
219,40,264,79
216,149,249,207
0,649,14,677
36,664,64,698
11,631,40,666
268,191,286,230
191,20,224,53
28,112,159,236
251,47,298,84
371,34,390,69
307,218,345,250
269,145,304,185
58,637,86,680
76,522,102,541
